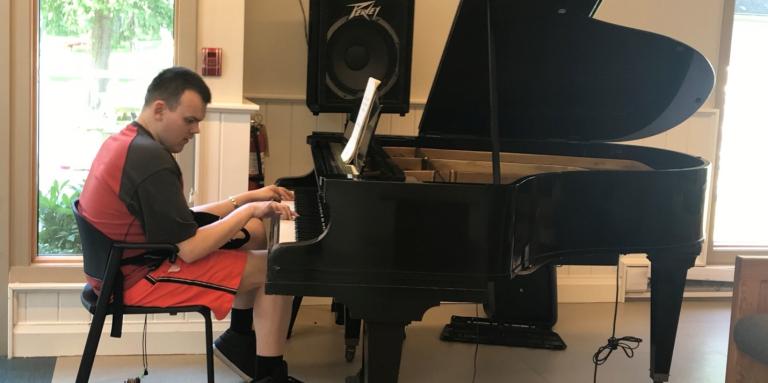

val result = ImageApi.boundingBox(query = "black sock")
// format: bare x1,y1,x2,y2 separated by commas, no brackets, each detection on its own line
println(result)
230,307,253,334
255,355,284,380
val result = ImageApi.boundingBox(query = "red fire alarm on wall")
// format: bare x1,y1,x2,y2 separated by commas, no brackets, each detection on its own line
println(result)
201,47,222,76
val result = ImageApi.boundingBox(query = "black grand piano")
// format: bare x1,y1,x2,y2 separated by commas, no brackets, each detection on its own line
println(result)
266,1,715,382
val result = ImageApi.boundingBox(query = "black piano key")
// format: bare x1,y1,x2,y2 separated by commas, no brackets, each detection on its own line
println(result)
291,187,327,241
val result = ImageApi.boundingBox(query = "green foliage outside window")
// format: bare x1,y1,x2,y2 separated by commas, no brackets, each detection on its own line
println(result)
38,180,83,255
40,0,173,92
36,0,173,255
40,0,172,53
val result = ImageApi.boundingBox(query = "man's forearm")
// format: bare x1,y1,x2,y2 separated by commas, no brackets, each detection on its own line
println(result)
191,191,256,218
191,186,292,218
176,204,255,262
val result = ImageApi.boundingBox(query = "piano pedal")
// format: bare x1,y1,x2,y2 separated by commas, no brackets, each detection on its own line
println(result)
440,315,566,350
345,345,356,362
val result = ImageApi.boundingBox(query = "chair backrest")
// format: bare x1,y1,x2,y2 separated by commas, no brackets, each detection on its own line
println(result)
72,199,116,281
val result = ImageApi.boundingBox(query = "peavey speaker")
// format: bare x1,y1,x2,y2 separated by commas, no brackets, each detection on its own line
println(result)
306,0,414,115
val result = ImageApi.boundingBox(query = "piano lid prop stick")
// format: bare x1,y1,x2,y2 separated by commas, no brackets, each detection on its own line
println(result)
486,0,501,185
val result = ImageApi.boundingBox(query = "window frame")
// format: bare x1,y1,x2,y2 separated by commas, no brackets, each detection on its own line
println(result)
8,0,199,282
706,0,768,264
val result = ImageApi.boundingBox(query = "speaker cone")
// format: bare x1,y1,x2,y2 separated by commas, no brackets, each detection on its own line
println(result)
325,17,400,99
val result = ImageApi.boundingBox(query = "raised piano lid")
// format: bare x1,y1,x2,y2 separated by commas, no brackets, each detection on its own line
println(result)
418,0,715,143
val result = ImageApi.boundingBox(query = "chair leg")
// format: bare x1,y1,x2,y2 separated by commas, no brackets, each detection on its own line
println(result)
202,309,215,383
287,296,303,339
76,313,108,383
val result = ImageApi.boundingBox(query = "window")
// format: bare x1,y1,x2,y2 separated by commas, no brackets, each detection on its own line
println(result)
36,0,175,255
712,0,768,250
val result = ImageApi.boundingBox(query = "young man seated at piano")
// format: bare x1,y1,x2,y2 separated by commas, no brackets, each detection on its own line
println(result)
77,66,303,383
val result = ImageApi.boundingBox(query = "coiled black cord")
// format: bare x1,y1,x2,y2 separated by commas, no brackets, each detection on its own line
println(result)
592,264,642,382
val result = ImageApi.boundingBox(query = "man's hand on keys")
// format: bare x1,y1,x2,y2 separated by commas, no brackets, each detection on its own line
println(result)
249,185,294,202
249,201,297,220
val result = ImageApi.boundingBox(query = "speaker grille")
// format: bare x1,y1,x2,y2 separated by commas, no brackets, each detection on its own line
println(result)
325,17,400,100
307,0,414,115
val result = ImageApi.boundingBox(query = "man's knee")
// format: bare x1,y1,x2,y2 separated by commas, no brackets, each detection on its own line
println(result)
238,250,268,291
243,218,267,249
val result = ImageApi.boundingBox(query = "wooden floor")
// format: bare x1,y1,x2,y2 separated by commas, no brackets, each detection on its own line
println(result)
9,300,732,383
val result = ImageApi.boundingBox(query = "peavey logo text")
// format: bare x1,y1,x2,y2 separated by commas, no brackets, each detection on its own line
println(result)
347,1,381,20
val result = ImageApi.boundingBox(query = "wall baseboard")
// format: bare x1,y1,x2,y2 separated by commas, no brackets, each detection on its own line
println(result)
5,275,665,357
12,319,230,358
557,275,618,303
7,283,338,358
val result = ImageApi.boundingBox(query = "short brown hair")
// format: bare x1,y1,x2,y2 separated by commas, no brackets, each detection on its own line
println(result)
143,67,212,109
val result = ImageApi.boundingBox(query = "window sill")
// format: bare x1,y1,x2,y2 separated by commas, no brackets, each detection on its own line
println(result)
9,263,84,284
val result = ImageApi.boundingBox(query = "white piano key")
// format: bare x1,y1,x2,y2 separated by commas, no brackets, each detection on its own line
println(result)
278,218,296,243
277,200,296,243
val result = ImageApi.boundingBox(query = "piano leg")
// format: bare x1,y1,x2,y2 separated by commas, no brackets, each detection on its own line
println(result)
646,252,697,382
344,307,362,362
348,321,407,383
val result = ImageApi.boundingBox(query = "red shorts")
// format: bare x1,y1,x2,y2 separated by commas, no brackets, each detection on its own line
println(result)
124,249,248,320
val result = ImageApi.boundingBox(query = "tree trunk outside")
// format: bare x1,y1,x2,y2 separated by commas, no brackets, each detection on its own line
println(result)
91,9,113,100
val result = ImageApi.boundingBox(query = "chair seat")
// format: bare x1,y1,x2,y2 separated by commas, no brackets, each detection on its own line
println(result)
81,283,211,316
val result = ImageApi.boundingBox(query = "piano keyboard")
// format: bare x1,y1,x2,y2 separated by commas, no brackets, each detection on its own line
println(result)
277,187,326,244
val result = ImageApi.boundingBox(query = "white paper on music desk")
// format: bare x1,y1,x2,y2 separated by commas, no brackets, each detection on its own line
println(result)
341,77,381,164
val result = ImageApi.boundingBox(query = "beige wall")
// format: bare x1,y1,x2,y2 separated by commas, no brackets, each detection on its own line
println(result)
244,0,460,102
2,0,36,357
0,0,10,358
244,0,724,106
198,0,246,103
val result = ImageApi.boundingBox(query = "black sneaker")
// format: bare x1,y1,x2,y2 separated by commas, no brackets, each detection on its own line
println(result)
252,360,303,383
213,329,256,381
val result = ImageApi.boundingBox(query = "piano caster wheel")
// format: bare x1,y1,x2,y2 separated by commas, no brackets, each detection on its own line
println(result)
332,303,345,325
345,346,356,362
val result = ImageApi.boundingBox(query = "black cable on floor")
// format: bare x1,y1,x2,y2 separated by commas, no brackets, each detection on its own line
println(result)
142,314,149,377
471,304,479,383
298,0,309,46
360,321,366,381
592,265,642,382
125,315,150,383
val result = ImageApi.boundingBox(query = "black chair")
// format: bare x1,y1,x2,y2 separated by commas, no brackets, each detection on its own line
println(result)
72,199,215,383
